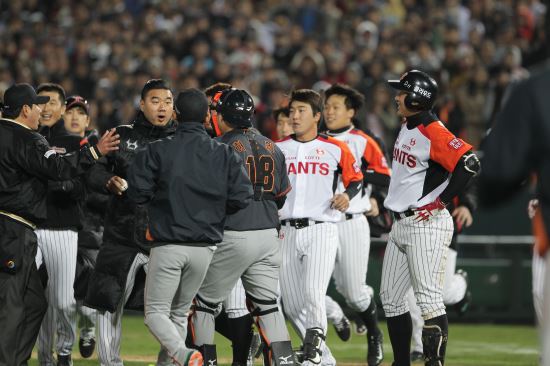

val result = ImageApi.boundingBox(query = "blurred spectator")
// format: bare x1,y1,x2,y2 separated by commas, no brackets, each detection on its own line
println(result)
0,0,547,146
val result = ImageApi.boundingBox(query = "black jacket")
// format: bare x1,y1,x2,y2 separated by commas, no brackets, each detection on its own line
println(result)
38,119,86,230
85,114,177,312
86,113,177,252
0,118,100,226
127,122,253,245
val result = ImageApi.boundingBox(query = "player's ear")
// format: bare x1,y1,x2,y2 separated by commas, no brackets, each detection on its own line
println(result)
139,99,145,112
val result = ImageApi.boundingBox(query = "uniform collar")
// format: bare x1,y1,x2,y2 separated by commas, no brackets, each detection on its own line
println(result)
1,117,32,130
326,124,353,136
405,110,438,129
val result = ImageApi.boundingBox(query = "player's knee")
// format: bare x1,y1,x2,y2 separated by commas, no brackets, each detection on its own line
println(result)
194,294,221,317
246,293,280,318
344,290,371,311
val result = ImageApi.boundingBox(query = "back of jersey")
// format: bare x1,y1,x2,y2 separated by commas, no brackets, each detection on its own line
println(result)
219,128,290,231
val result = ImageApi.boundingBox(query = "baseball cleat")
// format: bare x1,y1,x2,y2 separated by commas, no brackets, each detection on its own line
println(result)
367,333,384,366
410,350,424,362
79,336,96,358
185,350,204,366
354,319,367,335
333,315,351,341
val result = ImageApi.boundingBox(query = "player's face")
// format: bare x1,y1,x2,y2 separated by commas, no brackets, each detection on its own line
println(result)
64,107,89,137
140,88,174,126
289,100,320,138
276,114,292,139
324,94,354,130
395,91,415,117
39,91,65,127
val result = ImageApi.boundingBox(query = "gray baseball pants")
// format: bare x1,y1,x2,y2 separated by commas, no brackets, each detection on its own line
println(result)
144,244,214,366
191,229,290,347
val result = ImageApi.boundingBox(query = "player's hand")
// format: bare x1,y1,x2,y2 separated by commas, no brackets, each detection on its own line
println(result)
527,199,539,219
106,176,128,195
414,197,446,222
331,193,350,212
365,198,379,217
95,129,120,156
452,206,473,230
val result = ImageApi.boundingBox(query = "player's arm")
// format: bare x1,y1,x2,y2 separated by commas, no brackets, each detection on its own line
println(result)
362,135,391,187
126,144,160,204
331,140,363,211
439,151,480,205
226,149,253,214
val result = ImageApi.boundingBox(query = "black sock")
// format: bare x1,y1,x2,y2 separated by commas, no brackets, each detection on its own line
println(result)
359,300,381,337
214,309,232,340
386,312,412,366
227,314,254,364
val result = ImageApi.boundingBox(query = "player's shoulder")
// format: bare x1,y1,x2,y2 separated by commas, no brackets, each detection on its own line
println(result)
418,120,452,140
275,135,293,144
317,133,349,151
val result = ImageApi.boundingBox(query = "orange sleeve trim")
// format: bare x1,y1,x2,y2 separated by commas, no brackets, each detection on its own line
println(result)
320,136,363,187
421,122,473,172
349,129,391,176
534,208,549,256
145,227,154,242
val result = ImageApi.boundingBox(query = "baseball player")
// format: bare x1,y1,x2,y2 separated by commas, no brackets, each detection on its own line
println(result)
528,199,546,329
84,79,177,366
323,83,390,366
0,83,119,366
35,83,87,366
381,70,480,366
190,88,294,366
202,82,257,366
277,89,363,365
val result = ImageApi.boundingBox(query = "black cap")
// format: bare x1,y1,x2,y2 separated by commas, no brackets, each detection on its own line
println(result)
215,88,254,127
66,95,89,114
2,83,50,113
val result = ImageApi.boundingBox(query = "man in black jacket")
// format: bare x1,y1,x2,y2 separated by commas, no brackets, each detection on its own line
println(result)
0,83,119,366
84,79,178,366
34,83,87,366
126,88,252,366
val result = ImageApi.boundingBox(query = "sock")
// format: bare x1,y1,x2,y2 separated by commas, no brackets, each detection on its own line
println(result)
227,314,254,364
359,300,382,337
386,312,412,366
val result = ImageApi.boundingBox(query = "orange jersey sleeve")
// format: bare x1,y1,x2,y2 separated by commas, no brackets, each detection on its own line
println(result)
323,136,363,187
419,122,473,172
363,134,391,176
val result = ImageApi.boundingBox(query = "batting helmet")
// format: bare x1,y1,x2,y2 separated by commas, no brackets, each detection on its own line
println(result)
213,88,255,128
388,70,438,111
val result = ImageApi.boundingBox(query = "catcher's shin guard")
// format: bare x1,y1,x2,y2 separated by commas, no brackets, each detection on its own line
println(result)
422,324,448,366
199,344,217,366
270,341,296,366
297,328,325,364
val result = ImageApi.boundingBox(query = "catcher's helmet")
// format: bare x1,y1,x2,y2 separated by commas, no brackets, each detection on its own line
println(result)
213,88,254,127
388,70,438,111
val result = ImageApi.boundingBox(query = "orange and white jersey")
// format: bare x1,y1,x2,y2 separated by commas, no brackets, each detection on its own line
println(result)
384,112,472,212
277,134,363,222
328,127,391,215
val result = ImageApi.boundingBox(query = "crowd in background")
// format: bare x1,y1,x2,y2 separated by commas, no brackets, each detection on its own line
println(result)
0,0,548,148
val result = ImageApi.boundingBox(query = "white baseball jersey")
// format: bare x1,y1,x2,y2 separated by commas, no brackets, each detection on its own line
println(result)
328,127,391,215
277,134,363,221
385,119,472,212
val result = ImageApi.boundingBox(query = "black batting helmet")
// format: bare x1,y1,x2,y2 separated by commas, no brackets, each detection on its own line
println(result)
388,70,438,111
213,88,255,127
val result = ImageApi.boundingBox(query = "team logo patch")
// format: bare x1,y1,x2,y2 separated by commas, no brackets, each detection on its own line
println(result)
232,140,246,153
51,146,67,154
353,161,361,173
264,140,274,153
448,138,464,150
409,138,416,146
316,148,325,156
278,355,293,365
126,140,138,150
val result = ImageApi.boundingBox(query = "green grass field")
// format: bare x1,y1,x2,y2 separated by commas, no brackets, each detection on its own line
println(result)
30,316,539,366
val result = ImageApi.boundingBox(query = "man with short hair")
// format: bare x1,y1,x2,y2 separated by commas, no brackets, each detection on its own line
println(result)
127,87,253,366
277,89,363,365
85,79,177,366
0,83,118,366
34,84,90,366
323,83,390,366
191,88,294,366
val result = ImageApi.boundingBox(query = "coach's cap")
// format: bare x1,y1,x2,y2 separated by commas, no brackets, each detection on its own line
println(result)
2,83,50,113
66,95,89,114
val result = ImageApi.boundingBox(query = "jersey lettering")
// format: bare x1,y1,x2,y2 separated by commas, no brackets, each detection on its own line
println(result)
245,155,275,191
287,161,329,175
393,147,417,168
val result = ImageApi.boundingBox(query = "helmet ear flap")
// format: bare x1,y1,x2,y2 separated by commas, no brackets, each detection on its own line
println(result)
404,93,422,111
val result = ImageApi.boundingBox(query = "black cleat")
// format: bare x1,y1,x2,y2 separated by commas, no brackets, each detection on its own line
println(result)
57,354,73,366
354,319,367,336
79,336,96,358
411,350,424,362
333,315,351,341
367,333,384,366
